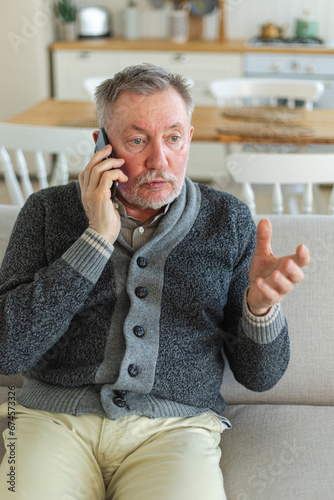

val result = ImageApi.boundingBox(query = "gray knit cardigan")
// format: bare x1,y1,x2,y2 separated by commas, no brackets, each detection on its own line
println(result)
0,178,289,419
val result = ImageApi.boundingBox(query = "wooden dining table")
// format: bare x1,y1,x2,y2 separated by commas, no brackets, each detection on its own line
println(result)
5,99,334,146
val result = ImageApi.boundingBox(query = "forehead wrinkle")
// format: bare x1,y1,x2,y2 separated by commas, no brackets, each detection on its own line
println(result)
128,121,186,133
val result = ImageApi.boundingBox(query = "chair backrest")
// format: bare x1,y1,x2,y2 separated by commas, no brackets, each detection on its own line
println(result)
0,123,96,206
226,152,334,215
209,78,325,110
82,75,113,102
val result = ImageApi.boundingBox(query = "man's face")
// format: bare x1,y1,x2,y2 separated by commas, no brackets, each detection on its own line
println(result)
105,88,194,212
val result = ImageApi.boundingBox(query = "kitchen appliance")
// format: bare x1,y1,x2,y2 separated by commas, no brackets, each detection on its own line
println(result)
150,0,217,15
78,7,111,38
296,10,318,39
169,4,190,44
250,14,322,46
244,53,334,109
260,23,286,39
249,36,324,46
124,1,140,40
189,0,217,16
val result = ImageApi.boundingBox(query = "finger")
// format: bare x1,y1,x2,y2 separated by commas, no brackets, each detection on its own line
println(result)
271,270,295,295
262,260,304,299
96,143,112,158
80,145,115,191
92,168,128,197
82,144,111,176
102,168,128,186
281,259,305,283
86,158,125,195
255,277,281,305
255,218,273,256
295,244,311,267
86,170,127,208
281,244,311,271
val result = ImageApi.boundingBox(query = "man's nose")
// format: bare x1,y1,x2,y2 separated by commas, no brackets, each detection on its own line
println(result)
146,141,168,170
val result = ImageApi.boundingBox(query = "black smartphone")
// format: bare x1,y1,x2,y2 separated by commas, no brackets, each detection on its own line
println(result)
94,128,118,202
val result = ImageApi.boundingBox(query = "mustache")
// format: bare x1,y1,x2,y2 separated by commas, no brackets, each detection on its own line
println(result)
135,170,177,187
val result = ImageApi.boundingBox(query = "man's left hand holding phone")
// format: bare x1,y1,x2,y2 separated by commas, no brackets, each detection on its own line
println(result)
79,128,128,244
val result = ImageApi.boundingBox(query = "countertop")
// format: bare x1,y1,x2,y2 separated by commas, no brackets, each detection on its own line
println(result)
50,38,334,55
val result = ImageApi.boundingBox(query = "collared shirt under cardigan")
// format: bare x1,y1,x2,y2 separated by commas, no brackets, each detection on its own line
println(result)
0,178,289,421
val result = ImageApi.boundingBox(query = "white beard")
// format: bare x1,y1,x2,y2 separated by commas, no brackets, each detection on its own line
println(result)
118,169,185,210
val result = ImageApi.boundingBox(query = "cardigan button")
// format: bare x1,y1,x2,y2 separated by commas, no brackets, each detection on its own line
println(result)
113,396,127,408
128,364,139,377
135,286,147,298
137,256,147,268
133,326,145,338
114,390,127,397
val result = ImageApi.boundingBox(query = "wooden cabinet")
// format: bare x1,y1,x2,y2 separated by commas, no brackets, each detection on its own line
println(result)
52,50,122,100
52,49,242,105
119,51,242,105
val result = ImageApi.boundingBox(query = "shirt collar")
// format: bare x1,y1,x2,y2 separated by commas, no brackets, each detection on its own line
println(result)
114,198,170,227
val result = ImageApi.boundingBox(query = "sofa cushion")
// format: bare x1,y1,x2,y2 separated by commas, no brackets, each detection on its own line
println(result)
222,215,334,406
221,404,334,499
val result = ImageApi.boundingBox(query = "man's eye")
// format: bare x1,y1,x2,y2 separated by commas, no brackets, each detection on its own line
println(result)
133,138,143,145
170,136,180,143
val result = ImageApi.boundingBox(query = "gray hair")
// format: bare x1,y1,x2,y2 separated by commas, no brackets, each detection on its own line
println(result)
95,63,194,129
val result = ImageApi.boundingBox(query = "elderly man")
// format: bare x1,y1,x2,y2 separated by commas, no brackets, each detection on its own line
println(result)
0,64,309,499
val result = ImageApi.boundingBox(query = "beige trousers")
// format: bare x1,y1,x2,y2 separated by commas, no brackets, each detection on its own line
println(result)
0,403,227,500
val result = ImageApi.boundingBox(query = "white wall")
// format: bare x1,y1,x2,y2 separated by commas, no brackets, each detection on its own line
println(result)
224,0,334,41
0,0,54,121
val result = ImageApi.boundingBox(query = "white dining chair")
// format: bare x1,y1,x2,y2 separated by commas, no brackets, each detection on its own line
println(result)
209,78,326,204
0,123,96,206
82,75,113,102
209,78,324,111
226,152,334,215
209,78,325,164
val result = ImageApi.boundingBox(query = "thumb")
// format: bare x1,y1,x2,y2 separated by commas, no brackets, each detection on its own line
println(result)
255,218,273,255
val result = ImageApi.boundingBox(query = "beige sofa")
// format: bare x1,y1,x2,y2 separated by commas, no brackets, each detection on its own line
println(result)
1,204,334,499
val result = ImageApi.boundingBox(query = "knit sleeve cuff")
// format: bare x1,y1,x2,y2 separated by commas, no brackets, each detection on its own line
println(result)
62,228,114,283
242,287,286,345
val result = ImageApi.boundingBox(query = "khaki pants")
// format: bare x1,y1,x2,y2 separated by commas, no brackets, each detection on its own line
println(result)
0,403,227,500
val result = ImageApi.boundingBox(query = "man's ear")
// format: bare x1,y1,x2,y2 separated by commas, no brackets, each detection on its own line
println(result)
93,130,99,144
189,126,194,142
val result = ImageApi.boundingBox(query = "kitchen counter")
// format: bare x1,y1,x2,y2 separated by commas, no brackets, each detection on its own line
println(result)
50,38,334,55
